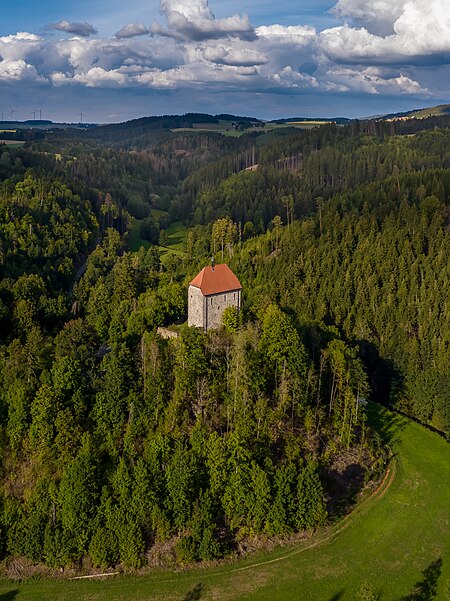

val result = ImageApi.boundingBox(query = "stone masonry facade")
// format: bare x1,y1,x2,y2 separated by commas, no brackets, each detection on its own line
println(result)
188,286,241,330
188,285,206,329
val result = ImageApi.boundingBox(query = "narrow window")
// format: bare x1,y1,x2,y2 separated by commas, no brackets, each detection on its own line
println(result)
224,294,227,301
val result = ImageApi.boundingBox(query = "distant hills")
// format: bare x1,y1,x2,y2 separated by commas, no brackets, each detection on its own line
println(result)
1,104,450,131
1,105,449,148
377,104,450,121
270,116,351,125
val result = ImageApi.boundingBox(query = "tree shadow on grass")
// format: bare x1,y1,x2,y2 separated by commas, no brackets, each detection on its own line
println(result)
182,583,205,601
400,557,442,600
324,461,366,519
366,401,408,447
328,592,344,600
0,591,18,601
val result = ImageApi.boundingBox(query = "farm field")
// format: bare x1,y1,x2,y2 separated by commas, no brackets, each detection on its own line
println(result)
171,126,246,137
0,140,26,147
1,403,448,600
171,120,331,137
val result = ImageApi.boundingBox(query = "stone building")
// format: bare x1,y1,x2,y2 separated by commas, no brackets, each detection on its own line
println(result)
188,263,242,331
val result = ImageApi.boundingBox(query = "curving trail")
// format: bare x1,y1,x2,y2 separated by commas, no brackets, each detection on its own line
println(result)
2,404,449,600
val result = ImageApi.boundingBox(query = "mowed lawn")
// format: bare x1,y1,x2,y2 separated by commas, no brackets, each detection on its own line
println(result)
1,404,449,600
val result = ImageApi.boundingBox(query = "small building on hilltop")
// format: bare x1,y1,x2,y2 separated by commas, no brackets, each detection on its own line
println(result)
188,262,242,331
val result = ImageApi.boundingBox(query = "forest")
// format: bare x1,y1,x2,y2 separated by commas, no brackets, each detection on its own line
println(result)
0,112,448,571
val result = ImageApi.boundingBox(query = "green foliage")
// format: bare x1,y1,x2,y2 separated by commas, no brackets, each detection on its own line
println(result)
29,384,57,451
0,403,449,601
188,490,221,561
58,444,99,559
268,462,298,535
357,581,379,600
175,536,197,565
1,117,449,574
296,462,327,530
89,526,118,568
222,305,240,333
0,175,97,306
165,440,197,531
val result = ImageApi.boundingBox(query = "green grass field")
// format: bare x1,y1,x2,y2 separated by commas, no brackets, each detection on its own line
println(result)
408,104,450,119
150,209,170,221
159,221,187,265
1,404,449,600
127,218,187,260
163,221,186,252
126,217,151,252
171,126,246,137
171,120,330,138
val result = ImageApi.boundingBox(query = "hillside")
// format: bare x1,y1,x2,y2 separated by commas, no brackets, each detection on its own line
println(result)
381,103,450,120
0,111,449,577
407,104,450,119
78,113,263,147
1,403,448,600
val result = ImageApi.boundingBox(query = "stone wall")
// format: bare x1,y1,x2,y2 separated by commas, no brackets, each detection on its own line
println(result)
188,285,206,328
157,327,180,340
205,289,241,330
188,286,241,331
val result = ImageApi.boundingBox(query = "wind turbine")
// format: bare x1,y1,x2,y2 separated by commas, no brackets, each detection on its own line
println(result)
9,106,15,122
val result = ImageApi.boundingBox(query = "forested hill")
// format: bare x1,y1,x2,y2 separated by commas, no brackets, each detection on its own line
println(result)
68,113,263,149
232,173,450,433
0,113,449,573
182,126,450,433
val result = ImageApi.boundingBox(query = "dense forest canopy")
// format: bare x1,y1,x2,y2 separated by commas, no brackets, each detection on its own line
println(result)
0,112,448,571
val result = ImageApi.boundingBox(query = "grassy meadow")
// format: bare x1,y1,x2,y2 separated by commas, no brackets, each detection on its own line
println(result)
127,218,151,252
127,217,187,260
170,120,332,138
0,404,448,600
161,221,186,253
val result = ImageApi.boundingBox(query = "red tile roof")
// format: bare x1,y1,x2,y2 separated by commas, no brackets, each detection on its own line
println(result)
189,264,242,296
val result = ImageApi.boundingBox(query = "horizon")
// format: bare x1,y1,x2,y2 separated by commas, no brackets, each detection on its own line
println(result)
1,1,450,122
1,104,448,127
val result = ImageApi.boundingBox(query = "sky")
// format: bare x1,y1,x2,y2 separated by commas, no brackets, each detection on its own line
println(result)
1,0,449,123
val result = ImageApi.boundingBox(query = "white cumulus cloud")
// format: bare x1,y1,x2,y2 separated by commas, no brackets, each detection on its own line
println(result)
325,65,429,94
200,44,268,67
325,0,450,63
115,23,150,39
0,0,448,104
332,0,409,36
256,24,316,43
151,0,255,41
49,20,98,37
0,58,46,82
